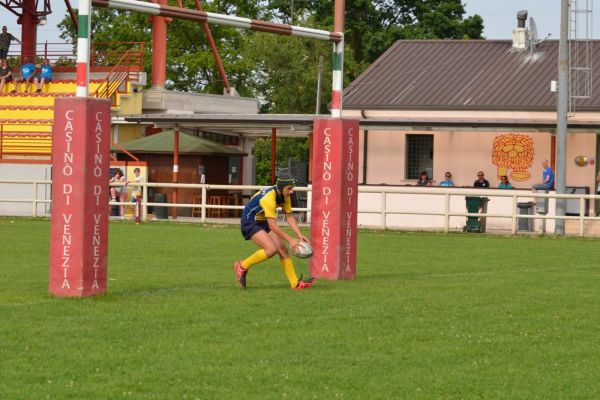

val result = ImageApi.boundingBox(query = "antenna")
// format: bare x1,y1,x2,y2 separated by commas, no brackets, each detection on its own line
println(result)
529,17,539,42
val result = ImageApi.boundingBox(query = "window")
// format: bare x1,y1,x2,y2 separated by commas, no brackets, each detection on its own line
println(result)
406,134,433,180
197,130,240,146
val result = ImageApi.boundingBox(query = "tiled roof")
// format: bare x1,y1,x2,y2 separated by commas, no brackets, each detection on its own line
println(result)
343,40,600,111
112,130,246,155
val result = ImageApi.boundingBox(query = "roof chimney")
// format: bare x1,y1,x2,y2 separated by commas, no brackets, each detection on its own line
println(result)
513,10,528,49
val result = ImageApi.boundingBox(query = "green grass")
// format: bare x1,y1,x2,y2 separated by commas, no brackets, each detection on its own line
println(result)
2,217,600,399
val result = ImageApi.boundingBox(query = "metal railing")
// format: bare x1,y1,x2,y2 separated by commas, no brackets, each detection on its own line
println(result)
4,41,145,70
0,179,52,217
2,179,600,236
128,183,310,223
355,186,596,235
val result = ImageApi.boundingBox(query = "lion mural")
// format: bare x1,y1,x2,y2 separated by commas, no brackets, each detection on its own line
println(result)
491,134,534,181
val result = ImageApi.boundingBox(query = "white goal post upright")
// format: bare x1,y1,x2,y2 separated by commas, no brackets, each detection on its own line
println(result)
50,0,353,297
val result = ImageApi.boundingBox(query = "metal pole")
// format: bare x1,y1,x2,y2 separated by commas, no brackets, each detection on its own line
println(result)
556,0,570,234
271,128,277,184
316,54,323,114
192,0,232,95
151,0,168,89
172,128,179,219
21,0,38,62
93,0,341,43
331,0,345,118
76,0,92,97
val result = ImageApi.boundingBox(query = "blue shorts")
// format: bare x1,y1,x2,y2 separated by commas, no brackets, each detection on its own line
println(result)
241,219,270,240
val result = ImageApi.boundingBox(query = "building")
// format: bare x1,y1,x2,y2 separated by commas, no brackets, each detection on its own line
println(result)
342,20,600,213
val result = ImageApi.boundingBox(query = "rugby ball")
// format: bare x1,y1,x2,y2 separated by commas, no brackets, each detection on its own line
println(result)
291,241,313,259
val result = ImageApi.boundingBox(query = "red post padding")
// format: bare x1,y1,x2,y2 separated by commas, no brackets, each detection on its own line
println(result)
49,97,112,297
310,118,359,280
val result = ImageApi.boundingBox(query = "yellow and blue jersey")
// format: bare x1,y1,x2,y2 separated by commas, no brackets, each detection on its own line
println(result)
242,186,292,222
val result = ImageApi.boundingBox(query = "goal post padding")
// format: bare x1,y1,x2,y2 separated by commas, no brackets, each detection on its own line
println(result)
310,118,359,280
49,98,112,297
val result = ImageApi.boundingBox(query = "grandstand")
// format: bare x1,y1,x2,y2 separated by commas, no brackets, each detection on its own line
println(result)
0,42,145,160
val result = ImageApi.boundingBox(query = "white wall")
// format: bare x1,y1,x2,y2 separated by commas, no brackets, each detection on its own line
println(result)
308,186,560,233
0,163,52,216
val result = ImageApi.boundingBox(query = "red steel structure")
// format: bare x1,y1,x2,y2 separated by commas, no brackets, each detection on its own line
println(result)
0,0,52,61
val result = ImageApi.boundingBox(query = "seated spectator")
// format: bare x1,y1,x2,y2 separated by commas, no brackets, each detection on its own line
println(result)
473,171,490,188
12,58,36,94
416,171,432,186
531,159,555,191
498,175,512,189
34,59,52,93
0,59,12,93
439,171,455,187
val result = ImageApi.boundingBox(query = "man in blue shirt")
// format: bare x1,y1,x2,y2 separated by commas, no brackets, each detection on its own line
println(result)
34,59,52,93
532,159,555,190
11,58,36,93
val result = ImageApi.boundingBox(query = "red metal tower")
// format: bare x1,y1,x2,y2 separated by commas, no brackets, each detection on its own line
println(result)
0,0,52,61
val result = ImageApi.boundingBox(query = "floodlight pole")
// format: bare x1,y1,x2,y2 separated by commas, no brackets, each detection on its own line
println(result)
555,0,569,235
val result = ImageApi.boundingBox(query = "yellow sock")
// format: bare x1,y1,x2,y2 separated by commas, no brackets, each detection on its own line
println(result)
280,257,299,288
242,249,268,269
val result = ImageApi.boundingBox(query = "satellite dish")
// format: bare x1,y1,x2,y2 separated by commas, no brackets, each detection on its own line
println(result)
529,17,539,42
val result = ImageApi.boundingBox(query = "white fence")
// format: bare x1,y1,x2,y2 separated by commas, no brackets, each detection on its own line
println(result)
1,179,599,236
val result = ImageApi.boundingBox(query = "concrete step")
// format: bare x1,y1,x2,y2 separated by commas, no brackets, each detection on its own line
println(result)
0,93,71,106
0,106,55,120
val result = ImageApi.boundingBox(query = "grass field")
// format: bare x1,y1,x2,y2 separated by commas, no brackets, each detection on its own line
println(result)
2,217,600,399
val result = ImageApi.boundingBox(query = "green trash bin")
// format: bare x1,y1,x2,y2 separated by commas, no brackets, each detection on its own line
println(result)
154,193,168,219
465,196,489,232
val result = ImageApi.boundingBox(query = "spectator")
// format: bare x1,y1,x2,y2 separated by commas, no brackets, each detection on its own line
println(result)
596,170,600,216
439,171,455,187
531,159,555,190
12,57,36,93
0,26,20,60
473,171,490,188
109,169,127,218
498,175,513,189
128,167,145,202
34,58,52,93
0,59,12,93
416,171,432,186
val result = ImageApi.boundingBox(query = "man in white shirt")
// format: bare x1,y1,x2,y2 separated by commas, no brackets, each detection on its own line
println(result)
128,167,145,201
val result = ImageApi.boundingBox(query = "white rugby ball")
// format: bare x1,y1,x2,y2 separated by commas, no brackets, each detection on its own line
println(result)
291,241,313,259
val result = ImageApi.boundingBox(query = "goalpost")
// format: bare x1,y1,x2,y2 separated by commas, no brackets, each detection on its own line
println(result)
48,0,357,297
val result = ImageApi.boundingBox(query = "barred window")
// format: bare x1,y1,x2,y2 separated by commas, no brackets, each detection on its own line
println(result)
406,134,433,180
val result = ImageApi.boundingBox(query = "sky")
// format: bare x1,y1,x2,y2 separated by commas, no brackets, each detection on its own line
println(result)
0,0,596,45
463,0,593,40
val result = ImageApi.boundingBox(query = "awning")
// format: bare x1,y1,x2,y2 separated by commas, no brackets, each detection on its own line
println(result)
111,130,247,155
122,113,600,136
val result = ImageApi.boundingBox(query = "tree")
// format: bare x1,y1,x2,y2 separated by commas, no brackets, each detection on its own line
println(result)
56,0,483,183
252,136,310,185
57,0,482,96
309,0,483,66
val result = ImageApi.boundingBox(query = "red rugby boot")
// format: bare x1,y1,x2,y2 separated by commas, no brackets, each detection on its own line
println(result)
233,261,248,288
292,276,316,290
